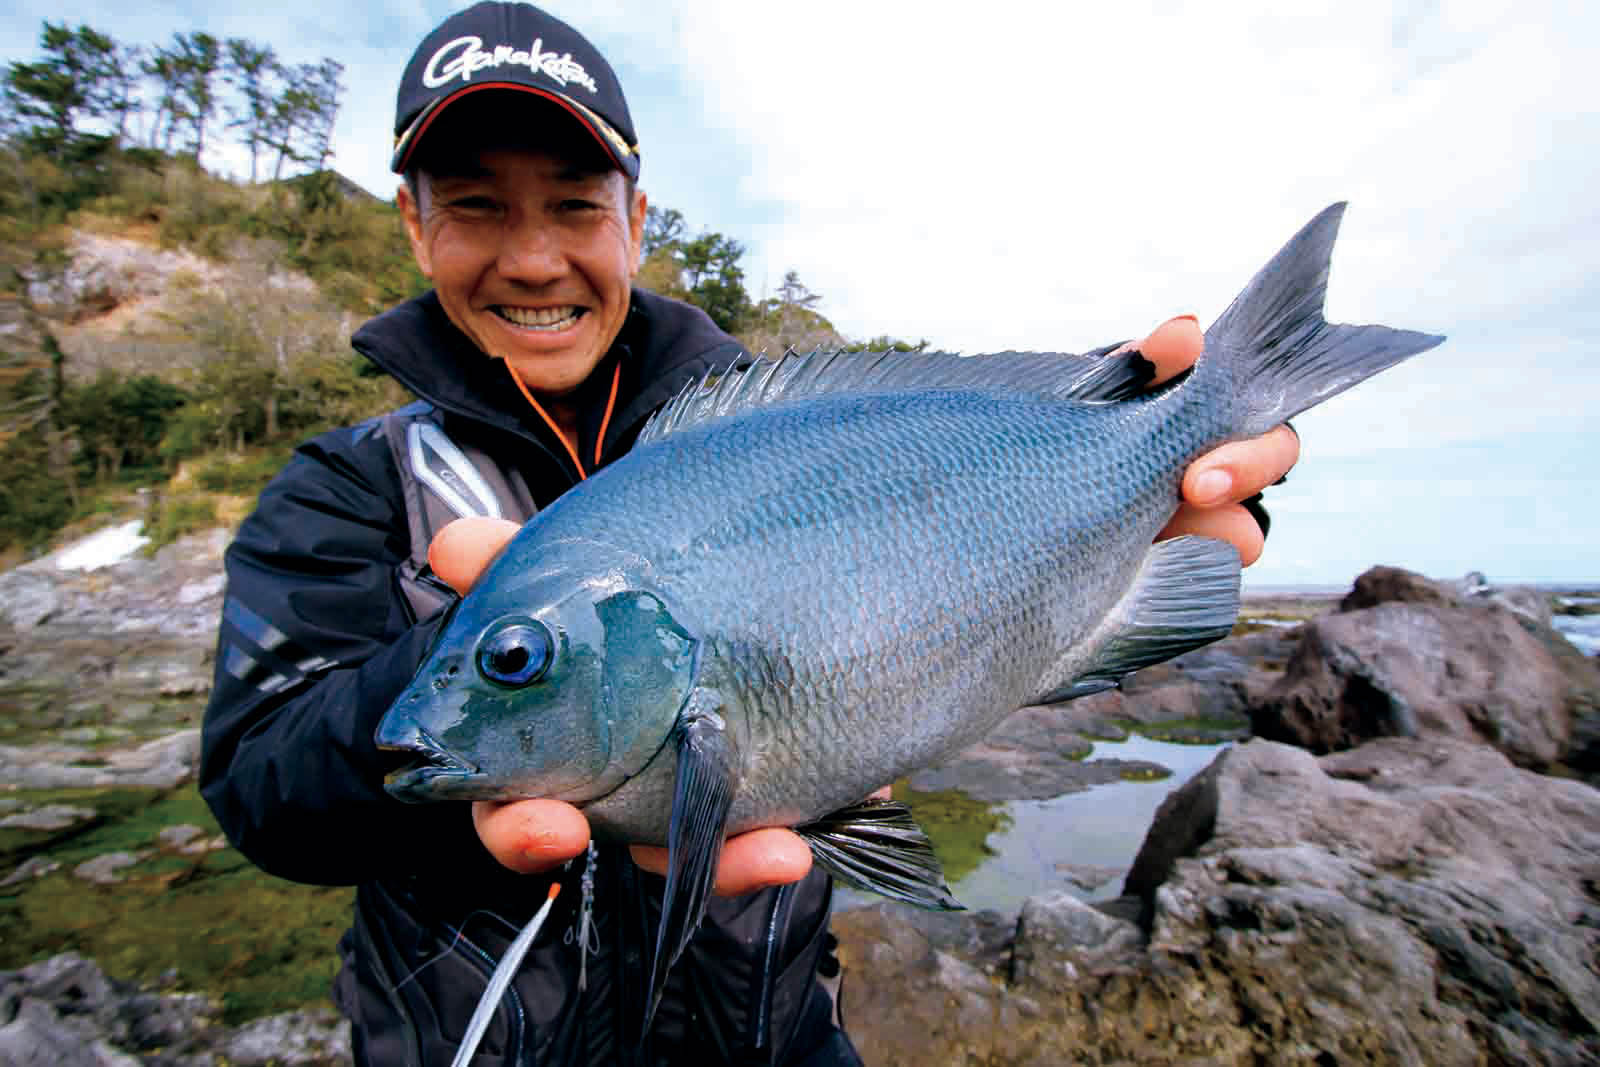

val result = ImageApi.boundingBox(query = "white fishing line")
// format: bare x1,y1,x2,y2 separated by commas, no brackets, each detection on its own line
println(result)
451,882,561,1067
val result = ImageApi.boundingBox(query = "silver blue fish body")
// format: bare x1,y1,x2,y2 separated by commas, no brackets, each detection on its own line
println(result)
377,204,1444,1021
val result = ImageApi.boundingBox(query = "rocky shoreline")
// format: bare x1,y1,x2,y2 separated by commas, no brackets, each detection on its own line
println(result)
3,524,1598,1064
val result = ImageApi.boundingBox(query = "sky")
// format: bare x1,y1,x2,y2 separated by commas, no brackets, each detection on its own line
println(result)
3,0,1597,587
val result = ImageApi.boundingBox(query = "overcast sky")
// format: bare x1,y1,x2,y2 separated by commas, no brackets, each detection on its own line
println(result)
4,0,1596,587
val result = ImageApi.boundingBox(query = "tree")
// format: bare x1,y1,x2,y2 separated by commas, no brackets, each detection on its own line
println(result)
170,32,221,161
738,269,845,354
4,22,120,153
678,232,751,333
263,58,344,180
642,205,685,258
225,39,278,183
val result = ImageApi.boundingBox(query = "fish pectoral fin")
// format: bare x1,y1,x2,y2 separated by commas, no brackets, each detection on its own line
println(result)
644,688,736,1034
797,798,963,911
1039,534,1241,704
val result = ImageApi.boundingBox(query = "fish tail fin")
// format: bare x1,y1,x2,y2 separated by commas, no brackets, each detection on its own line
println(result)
1200,202,1445,439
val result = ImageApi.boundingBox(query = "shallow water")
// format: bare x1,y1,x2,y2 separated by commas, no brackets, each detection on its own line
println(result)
840,735,1228,914
1554,608,1600,656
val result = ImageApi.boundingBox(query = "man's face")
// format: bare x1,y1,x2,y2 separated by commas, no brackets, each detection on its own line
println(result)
398,129,645,398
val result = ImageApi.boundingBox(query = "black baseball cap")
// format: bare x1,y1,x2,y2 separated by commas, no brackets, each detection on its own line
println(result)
391,1,640,180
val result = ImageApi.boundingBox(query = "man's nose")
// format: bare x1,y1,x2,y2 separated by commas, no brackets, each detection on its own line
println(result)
496,213,565,284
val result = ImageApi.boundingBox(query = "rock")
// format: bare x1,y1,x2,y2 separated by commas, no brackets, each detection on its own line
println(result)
0,953,235,1066
909,744,1166,802
1010,890,1142,991
102,729,201,788
1,857,61,888
156,825,204,850
1343,564,1553,626
1340,564,1461,611
72,852,149,885
0,730,200,790
1250,599,1592,769
222,1008,351,1066
909,704,1108,801
175,574,226,606
831,737,1600,1065
1054,862,1125,892
0,805,97,832
0,571,61,630
0,998,141,1067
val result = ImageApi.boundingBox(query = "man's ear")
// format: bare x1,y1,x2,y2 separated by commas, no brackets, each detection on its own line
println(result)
397,180,434,279
629,186,648,278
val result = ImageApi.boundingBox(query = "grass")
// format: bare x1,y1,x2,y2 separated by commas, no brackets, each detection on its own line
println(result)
0,783,352,1024
891,778,1011,885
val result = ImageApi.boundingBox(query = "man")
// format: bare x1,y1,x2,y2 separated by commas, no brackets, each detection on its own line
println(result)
199,3,1299,1064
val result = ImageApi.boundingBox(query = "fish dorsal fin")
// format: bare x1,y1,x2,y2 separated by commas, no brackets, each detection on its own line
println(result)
637,346,1154,447
1039,535,1241,704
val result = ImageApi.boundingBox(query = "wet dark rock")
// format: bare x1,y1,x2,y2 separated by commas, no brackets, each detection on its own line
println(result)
832,737,1600,1065
1251,587,1600,772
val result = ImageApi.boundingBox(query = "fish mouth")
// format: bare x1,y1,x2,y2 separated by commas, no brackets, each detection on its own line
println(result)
381,726,484,802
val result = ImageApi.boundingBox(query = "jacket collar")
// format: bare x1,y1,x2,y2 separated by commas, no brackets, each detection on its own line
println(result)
352,289,745,473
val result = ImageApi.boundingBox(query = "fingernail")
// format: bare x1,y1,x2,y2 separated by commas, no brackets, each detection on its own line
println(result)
1192,468,1231,503
1165,314,1199,327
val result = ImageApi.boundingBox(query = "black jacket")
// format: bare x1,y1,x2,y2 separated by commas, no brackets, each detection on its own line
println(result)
200,289,858,1066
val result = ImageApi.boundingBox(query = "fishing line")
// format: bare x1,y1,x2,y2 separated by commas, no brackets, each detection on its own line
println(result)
451,882,562,1067
393,908,519,992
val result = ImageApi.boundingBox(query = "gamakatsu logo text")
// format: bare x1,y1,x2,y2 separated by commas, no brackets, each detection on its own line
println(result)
422,35,598,93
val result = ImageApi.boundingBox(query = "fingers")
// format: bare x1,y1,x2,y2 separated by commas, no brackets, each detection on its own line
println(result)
630,827,814,896
1157,502,1267,567
1181,424,1300,506
472,798,591,875
429,517,522,595
1112,315,1203,385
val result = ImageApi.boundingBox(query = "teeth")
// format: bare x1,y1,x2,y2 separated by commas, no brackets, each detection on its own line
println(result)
497,305,582,330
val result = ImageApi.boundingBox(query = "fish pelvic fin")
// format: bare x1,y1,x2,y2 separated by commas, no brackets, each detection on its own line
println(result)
1202,202,1446,438
797,797,963,911
1039,535,1241,704
643,686,736,1035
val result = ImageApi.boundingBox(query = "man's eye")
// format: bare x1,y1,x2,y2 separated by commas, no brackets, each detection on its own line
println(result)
559,199,599,213
447,196,498,212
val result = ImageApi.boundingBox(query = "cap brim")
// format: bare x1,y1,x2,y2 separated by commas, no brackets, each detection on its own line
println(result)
391,82,639,180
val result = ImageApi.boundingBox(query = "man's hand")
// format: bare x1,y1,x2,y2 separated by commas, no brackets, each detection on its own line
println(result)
429,517,816,894
1123,315,1300,564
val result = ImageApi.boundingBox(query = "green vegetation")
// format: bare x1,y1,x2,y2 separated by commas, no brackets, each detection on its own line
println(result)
0,18,926,560
0,784,352,1024
892,779,1010,884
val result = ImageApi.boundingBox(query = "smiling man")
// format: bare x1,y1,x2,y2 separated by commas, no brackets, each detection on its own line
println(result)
199,3,1296,1065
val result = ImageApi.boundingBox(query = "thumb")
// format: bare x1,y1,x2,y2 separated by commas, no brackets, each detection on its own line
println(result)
428,517,522,595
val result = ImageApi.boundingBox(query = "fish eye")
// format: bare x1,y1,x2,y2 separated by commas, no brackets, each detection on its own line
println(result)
476,619,554,688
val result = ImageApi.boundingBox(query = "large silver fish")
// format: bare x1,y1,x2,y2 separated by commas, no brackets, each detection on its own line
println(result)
378,203,1443,1019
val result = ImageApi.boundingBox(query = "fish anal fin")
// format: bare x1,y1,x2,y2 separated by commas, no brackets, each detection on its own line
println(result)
1040,535,1241,704
644,688,736,1034
797,798,963,911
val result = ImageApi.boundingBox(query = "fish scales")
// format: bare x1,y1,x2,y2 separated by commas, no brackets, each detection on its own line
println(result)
377,204,1446,1029
451,381,1216,838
